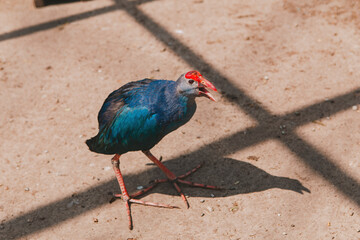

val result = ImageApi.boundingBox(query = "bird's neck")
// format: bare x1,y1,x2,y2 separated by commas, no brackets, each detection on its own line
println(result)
159,83,197,123
174,86,196,108
156,85,196,135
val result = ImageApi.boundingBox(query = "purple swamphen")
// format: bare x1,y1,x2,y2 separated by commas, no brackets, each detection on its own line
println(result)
86,71,219,229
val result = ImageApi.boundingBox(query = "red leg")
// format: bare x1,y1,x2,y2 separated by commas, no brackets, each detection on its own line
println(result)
111,154,177,230
142,150,221,208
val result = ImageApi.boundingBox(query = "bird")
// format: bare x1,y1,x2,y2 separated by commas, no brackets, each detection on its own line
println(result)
86,70,219,229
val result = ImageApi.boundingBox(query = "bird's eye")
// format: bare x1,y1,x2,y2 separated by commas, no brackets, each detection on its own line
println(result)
188,79,194,84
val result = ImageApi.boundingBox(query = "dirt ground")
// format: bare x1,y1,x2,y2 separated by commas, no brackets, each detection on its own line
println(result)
0,0,359,239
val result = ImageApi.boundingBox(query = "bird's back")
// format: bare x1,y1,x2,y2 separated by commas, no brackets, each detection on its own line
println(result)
86,79,196,155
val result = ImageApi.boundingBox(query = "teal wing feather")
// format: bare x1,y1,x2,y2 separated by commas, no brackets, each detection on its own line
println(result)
86,79,164,154
98,106,161,154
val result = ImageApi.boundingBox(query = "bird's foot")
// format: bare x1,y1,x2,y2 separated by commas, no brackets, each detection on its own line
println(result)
140,163,223,208
163,163,223,208
142,151,222,208
110,153,178,230
109,193,178,230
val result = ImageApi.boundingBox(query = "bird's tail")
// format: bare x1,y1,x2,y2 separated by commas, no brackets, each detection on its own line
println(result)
85,135,99,153
85,134,114,155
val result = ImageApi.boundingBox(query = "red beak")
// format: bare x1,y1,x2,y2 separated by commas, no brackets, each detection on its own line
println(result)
199,76,217,91
198,76,217,101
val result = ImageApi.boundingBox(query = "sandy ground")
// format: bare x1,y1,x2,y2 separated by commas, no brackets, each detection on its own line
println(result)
0,0,359,239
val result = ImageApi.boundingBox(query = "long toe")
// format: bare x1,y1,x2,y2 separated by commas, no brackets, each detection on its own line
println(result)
129,198,179,208
110,194,178,208
177,179,223,190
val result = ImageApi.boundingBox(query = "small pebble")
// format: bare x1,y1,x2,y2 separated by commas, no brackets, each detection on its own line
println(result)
67,201,74,209
291,224,295,227
277,213,281,216
55,172,67,176
206,206,214,212
175,29,184,34
201,213,205,217
24,187,30,191
103,166,111,171
281,130,286,135
27,218,32,223
282,232,287,235
67,199,80,208
200,199,205,203
230,203,239,213
264,75,269,80
93,218,99,223
210,194,215,198
352,105,358,111
0,225,4,230
136,186,144,190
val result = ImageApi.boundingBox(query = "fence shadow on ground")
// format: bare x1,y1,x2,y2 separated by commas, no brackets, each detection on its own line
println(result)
1,157,310,239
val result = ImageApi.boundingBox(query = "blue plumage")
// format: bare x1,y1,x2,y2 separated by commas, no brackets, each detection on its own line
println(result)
86,78,196,155
86,71,218,230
